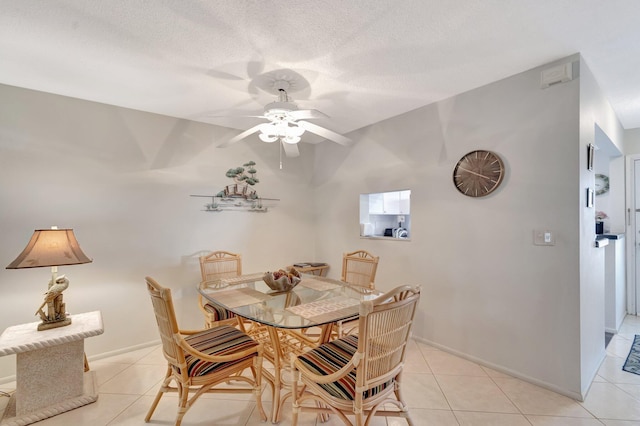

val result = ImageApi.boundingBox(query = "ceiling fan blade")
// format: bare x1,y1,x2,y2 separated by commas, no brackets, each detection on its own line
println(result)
246,60,265,79
297,121,352,146
281,141,300,157
205,69,245,80
289,109,328,121
218,124,264,147
207,114,266,120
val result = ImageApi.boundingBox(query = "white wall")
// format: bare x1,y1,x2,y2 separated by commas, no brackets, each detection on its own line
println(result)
0,84,318,378
626,128,640,154
579,57,625,396
0,55,620,400
313,55,594,399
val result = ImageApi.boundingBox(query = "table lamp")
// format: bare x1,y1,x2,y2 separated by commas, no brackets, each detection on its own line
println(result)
6,226,92,331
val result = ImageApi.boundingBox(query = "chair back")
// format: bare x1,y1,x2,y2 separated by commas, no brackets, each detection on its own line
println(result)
341,250,379,289
199,251,242,282
145,277,187,374
357,285,420,390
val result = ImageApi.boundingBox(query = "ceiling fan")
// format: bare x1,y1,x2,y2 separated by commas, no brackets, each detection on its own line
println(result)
218,80,351,158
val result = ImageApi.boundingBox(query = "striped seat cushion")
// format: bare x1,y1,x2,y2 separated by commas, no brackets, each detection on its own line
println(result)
296,335,392,400
203,302,237,321
182,325,258,377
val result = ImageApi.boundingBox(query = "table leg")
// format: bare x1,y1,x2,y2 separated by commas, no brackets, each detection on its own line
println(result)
266,326,283,423
318,323,334,343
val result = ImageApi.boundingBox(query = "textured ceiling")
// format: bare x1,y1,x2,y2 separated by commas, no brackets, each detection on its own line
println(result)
1,0,640,147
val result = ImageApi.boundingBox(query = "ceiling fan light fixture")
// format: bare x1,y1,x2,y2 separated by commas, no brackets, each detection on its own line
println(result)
288,124,305,137
219,79,350,158
258,122,276,134
258,120,305,144
282,135,301,144
258,133,278,143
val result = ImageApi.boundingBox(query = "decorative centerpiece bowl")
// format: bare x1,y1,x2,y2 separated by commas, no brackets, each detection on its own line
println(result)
263,267,301,292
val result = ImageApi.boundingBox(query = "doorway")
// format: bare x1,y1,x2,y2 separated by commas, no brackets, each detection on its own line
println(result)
594,125,625,337
626,155,640,316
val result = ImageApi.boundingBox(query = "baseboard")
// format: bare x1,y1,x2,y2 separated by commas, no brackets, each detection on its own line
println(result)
86,340,161,363
616,312,626,333
0,375,15,386
412,336,584,401
581,348,607,400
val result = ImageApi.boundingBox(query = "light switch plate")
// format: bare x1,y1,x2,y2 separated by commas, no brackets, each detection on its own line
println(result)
534,230,555,246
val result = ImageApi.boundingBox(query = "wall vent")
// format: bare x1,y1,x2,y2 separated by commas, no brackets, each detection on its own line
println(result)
540,63,573,89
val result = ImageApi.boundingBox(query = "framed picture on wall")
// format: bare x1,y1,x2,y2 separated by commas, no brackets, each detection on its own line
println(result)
587,143,594,171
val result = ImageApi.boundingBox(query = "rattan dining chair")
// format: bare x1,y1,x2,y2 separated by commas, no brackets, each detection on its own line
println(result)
145,276,266,426
341,249,379,290
198,251,244,329
335,249,380,337
291,285,420,426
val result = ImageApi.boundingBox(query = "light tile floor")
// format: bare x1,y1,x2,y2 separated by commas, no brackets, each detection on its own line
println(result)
2,315,640,425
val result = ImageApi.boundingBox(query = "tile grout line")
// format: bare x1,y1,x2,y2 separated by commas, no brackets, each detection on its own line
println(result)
104,393,149,426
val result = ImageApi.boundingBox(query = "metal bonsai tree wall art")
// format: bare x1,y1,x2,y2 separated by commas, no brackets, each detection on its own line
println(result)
191,161,278,212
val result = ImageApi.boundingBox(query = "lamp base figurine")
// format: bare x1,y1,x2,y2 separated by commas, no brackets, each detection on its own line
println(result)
35,274,72,331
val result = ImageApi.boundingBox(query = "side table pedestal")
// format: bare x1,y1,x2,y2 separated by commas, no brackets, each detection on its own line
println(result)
0,311,104,426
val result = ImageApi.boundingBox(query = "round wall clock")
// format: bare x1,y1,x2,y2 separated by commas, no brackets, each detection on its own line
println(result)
453,150,505,197
595,174,610,196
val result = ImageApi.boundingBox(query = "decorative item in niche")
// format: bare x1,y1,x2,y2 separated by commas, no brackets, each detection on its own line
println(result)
586,187,594,208
595,210,608,235
191,161,279,212
595,174,610,196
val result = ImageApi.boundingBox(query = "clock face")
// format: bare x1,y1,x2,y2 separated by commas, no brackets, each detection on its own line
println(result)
453,150,505,197
595,174,609,196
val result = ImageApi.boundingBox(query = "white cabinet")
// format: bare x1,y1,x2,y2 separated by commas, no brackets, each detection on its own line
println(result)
399,190,410,214
383,192,400,214
367,190,410,215
368,193,385,214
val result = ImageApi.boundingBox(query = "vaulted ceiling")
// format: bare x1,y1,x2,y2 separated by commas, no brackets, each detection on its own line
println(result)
2,0,639,147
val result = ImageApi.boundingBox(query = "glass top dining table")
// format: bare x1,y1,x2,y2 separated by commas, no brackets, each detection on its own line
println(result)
197,272,381,423
197,272,380,329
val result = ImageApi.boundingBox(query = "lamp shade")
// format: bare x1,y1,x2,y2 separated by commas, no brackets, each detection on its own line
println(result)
6,229,92,269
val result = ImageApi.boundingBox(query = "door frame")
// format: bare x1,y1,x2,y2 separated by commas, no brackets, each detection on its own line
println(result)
625,154,640,315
